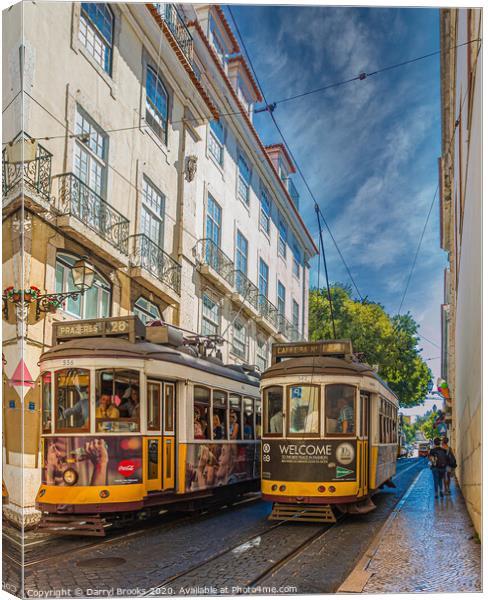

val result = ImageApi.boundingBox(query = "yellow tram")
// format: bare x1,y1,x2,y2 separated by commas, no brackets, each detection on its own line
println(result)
260,340,399,521
36,316,261,535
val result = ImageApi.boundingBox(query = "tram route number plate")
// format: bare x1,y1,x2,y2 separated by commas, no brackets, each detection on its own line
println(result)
262,440,357,482
53,316,145,344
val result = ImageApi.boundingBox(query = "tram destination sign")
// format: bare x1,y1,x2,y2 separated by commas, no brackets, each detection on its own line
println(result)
262,439,357,482
53,316,145,344
271,339,353,364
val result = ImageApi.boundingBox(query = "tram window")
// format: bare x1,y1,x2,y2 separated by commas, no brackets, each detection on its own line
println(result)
255,399,262,439
264,386,283,435
147,381,161,431
229,394,242,440
325,385,355,435
55,369,90,432
287,385,319,436
164,384,175,433
243,398,254,439
194,386,210,440
212,390,228,440
96,369,140,433
42,372,52,433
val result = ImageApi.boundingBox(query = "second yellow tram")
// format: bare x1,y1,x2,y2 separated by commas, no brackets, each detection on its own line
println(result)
260,340,399,521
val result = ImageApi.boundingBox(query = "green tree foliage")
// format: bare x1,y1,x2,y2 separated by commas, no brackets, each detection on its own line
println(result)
309,284,432,408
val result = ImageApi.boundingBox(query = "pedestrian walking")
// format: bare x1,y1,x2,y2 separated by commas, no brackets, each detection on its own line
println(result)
442,436,457,495
429,437,448,498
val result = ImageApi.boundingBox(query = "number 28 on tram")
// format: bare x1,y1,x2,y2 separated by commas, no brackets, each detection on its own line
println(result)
260,340,399,519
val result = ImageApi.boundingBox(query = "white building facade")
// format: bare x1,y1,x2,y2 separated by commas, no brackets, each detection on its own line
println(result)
439,8,482,535
2,2,316,525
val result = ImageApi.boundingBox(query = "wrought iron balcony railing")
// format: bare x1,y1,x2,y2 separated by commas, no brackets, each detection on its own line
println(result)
258,294,279,329
277,313,303,342
153,3,194,64
234,270,260,311
130,234,181,294
3,132,52,200
54,173,129,255
194,238,235,287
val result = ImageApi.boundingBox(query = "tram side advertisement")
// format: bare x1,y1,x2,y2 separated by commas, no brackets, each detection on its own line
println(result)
262,440,357,482
42,436,142,486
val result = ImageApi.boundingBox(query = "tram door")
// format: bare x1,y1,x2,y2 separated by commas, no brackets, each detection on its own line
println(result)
359,393,370,497
162,383,176,490
146,381,163,492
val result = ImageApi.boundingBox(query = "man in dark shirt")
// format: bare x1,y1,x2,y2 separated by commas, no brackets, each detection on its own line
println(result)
429,437,448,498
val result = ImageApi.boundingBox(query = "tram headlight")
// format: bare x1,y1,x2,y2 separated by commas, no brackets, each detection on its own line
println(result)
63,468,78,486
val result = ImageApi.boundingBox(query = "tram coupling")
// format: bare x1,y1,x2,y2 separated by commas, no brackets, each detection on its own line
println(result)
36,513,110,536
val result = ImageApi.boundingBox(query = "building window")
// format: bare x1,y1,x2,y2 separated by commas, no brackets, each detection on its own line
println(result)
79,3,114,75
292,299,300,331
74,106,107,196
237,155,251,205
140,176,165,246
55,253,111,319
146,66,169,142
260,188,271,234
201,293,220,336
277,281,286,316
235,230,248,275
259,258,269,297
278,218,287,258
256,336,268,372
232,320,247,360
209,16,227,65
209,119,224,165
206,194,222,246
134,296,161,324
292,243,301,278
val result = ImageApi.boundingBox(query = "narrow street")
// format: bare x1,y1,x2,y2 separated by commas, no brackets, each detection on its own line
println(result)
4,458,428,597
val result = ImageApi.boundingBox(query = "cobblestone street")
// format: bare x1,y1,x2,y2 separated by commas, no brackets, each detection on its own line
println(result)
345,466,481,593
2,458,454,597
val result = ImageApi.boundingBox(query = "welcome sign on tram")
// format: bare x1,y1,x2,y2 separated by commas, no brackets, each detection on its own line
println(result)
262,440,357,482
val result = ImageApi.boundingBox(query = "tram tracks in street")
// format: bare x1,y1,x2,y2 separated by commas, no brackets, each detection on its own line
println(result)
143,511,344,596
3,493,262,569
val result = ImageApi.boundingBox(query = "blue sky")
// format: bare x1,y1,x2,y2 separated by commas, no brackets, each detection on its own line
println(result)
225,5,446,407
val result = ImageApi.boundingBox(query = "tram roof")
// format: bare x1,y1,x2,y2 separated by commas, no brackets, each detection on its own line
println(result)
261,356,398,399
40,337,260,388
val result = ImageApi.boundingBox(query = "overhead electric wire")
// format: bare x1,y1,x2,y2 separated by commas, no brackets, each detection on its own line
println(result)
315,205,337,338
3,38,481,146
228,6,363,303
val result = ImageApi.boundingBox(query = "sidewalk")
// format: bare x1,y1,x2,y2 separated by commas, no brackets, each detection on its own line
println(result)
342,466,481,593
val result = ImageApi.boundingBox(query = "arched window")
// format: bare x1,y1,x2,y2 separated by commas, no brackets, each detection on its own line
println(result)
55,253,111,319
146,67,169,142
133,296,161,324
79,3,114,74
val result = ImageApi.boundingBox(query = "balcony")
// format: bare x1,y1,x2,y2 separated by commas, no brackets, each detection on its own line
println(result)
257,294,279,333
277,313,303,342
2,132,52,215
153,3,194,64
232,270,260,316
193,238,235,292
130,234,181,302
53,173,129,266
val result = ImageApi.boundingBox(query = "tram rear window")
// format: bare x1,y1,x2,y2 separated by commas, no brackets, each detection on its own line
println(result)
287,385,320,436
325,384,356,435
95,369,140,433
55,369,90,432
42,372,52,433
264,386,283,435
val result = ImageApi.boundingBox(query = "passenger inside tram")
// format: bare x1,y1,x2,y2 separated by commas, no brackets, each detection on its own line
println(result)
119,387,140,418
96,369,140,432
95,394,120,419
325,385,355,434
213,414,224,440
229,410,240,439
